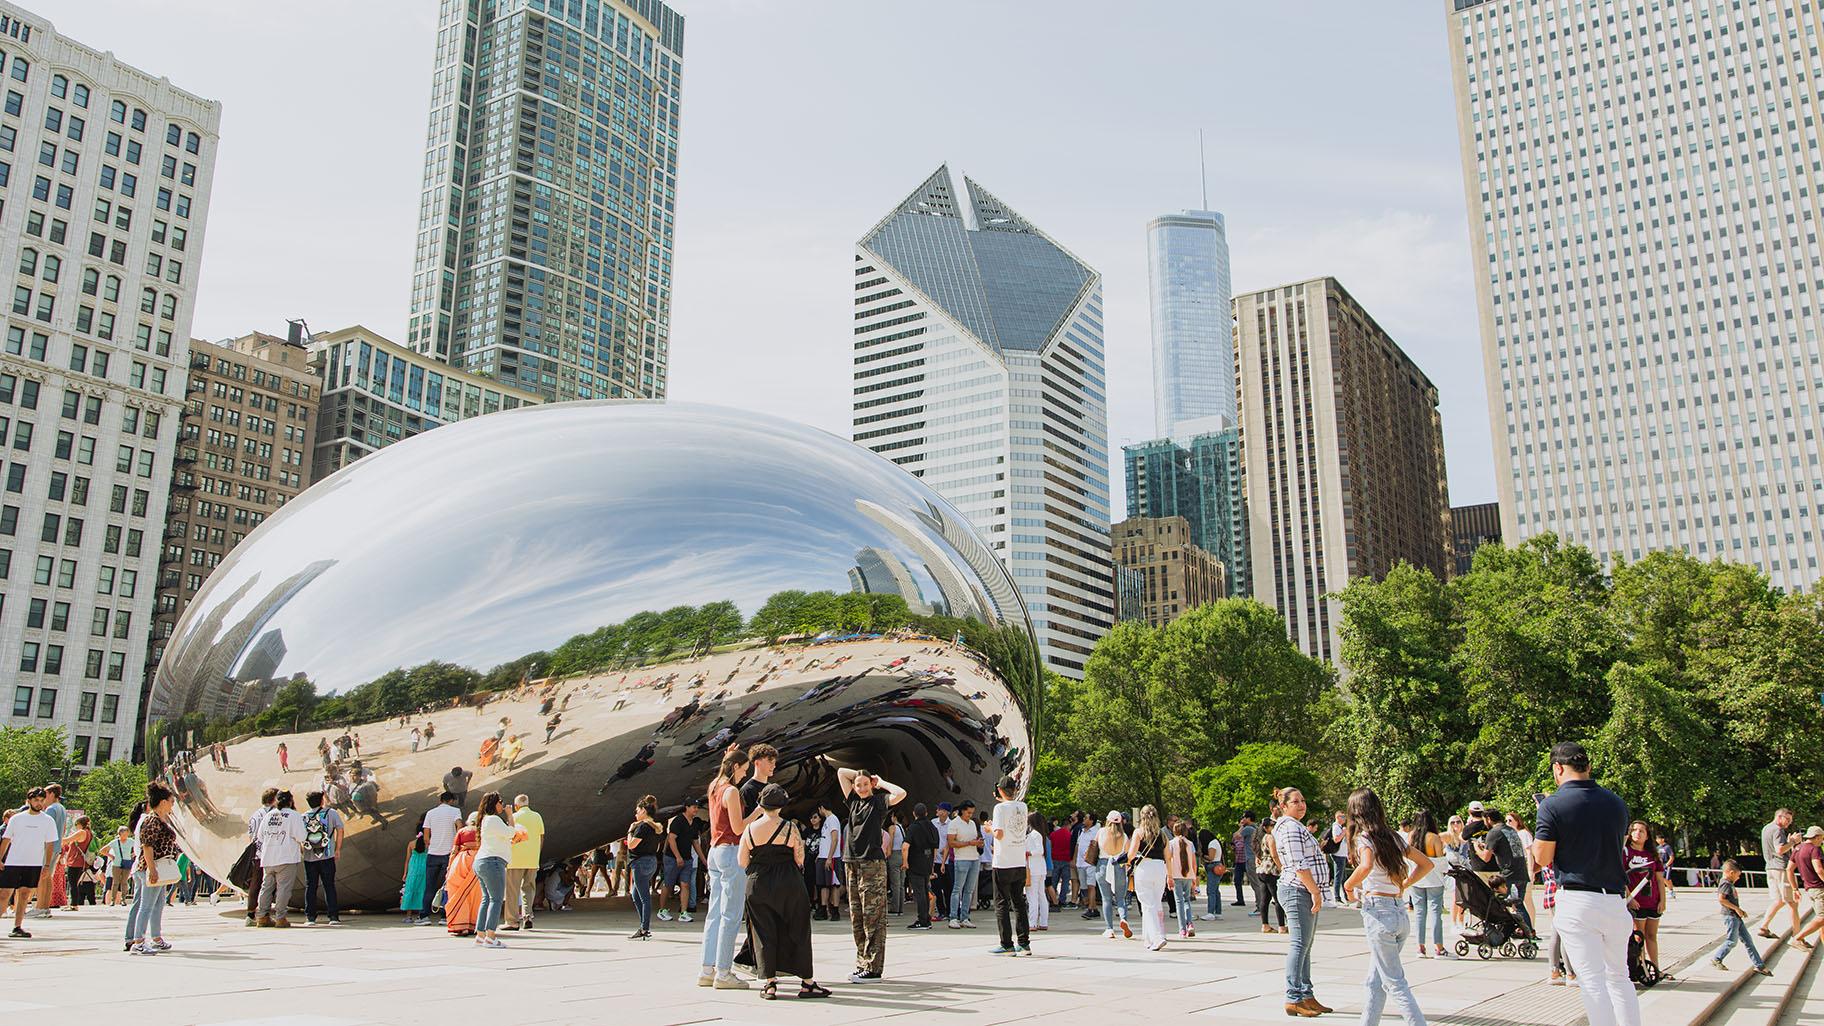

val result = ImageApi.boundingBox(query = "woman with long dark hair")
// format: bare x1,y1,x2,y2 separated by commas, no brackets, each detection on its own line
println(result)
1254,800,1286,934
698,746,753,989
125,785,180,954
473,791,519,948
443,811,483,936
625,794,663,939
1342,787,1434,1026
1408,810,1447,958
1625,819,1672,969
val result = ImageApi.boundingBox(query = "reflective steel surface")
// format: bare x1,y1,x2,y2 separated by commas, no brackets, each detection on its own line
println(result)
146,401,1038,909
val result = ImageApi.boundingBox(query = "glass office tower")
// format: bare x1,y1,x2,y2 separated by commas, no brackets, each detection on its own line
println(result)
1148,210,1233,438
406,0,684,402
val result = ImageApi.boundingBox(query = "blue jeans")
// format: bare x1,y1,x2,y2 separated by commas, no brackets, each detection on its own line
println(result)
1361,895,1427,1026
662,853,698,911
125,873,167,943
699,845,747,974
1412,885,1444,947
1280,880,1317,1002
949,859,980,923
1333,856,1350,901
1206,866,1224,914
474,855,507,934
630,855,657,931
1099,859,1128,930
1713,913,1765,969
1173,879,1195,932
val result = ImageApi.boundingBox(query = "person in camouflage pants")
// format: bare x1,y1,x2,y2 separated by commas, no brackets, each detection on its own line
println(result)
848,859,889,976
838,767,905,983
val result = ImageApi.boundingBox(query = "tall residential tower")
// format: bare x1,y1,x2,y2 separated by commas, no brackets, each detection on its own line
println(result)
406,0,683,402
1237,278,1451,664
0,2,220,764
851,166,1113,678
1448,0,1824,587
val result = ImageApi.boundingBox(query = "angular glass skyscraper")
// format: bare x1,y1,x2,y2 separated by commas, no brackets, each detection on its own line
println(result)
1148,210,1233,437
406,0,684,402
852,166,1113,678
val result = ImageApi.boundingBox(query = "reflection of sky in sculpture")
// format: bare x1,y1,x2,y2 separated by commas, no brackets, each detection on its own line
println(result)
172,402,1021,696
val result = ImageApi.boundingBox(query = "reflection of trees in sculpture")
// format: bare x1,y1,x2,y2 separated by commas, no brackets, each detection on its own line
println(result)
178,591,1037,743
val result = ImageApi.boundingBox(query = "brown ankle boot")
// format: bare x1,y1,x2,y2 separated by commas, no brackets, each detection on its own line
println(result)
1299,998,1334,1014
1285,1003,1321,1017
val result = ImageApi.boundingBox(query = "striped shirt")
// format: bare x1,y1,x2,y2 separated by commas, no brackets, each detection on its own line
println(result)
1273,817,1332,889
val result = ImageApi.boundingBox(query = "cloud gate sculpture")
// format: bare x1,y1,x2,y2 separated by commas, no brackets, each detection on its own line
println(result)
145,401,1039,909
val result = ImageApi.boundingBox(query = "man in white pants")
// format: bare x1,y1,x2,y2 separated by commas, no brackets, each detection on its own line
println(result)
1533,742,1640,1026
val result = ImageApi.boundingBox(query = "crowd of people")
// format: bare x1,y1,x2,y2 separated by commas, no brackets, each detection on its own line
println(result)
4,737,1820,1023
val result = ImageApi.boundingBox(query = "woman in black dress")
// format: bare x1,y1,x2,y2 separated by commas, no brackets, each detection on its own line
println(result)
740,784,830,1000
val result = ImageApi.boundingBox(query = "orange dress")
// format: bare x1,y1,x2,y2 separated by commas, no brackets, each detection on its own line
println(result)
443,827,481,935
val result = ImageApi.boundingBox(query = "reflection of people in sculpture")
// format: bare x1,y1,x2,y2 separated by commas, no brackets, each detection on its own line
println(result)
277,742,289,773
479,737,500,769
423,722,436,747
544,715,561,743
351,771,387,830
597,742,658,795
501,734,524,770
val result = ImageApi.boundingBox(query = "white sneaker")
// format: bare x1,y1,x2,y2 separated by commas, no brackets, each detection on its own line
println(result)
679,911,694,923
947,920,962,929
1102,929,1116,939
1199,913,1217,921
657,909,673,922
961,920,977,929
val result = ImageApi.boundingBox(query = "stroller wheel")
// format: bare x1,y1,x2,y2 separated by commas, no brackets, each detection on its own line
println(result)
1519,941,1539,960
1500,942,1517,958
1640,959,1662,987
1455,940,1470,957
1478,944,1494,960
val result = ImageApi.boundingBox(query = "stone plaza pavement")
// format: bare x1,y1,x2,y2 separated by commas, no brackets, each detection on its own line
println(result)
0,884,1761,1026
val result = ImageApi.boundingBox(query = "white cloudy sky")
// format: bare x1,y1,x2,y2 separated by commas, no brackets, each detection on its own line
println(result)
50,0,1495,506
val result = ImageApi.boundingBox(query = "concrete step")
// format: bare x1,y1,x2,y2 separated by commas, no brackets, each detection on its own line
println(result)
1775,937,1822,1026
1692,923,1818,1026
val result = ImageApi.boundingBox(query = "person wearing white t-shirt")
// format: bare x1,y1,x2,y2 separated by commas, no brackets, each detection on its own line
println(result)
946,801,983,928
1075,816,1100,920
1202,834,1226,920
419,791,463,924
1025,821,1050,933
254,791,307,927
0,788,57,938
986,778,1030,955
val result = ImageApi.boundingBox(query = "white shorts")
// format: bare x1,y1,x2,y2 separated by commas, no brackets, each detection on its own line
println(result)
1770,871,1793,902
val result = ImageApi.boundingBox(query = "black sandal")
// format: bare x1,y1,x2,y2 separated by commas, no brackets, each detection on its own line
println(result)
762,981,777,1000
798,982,832,999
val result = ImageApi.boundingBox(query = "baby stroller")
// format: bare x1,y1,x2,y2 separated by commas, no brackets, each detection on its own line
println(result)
1446,855,1538,960
1627,928,1664,987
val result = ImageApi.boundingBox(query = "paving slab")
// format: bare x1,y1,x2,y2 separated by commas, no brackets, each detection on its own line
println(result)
0,887,1744,1026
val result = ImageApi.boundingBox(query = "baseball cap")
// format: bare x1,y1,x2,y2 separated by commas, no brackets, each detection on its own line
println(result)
996,774,1019,794
1107,809,1125,823
1468,801,1485,813
936,802,953,812
1806,826,1824,840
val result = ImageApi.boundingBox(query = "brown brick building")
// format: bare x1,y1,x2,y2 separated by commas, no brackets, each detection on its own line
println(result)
1110,516,1225,627
148,331,319,689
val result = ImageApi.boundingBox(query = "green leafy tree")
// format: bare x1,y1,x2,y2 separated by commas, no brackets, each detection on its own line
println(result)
1591,662,1717,831
1336,563,1476,817
0,726,70,805
1190,742,1319,835
1150,599,1333,762
1456,535,1619,797
1058,621,1186,814
1025,752,1075,821
69,759,146,838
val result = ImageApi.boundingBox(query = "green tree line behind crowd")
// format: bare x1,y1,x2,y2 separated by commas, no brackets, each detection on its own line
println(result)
1028,535,1824,857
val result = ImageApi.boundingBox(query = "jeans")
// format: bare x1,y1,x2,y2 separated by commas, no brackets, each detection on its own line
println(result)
1333,855,1350,901
1281,880,1317,1002
303,859,338,921
422,852,450,914
1098,858,1128,930
1206,866,1224,914
949,859,980,923
1511,879,1535,931
993,866,1030,948
256,862,299,920
1713,913,1765,969
662,853,698,911
1173,878,1196,932
1234,858,1251,905
1362,896,1427,1026
1411,885,1444,947
630,855,657,931
474,855,507,934
699,845,747,975
124,871,167,942
885,852,905,915
1554,890,1643,1026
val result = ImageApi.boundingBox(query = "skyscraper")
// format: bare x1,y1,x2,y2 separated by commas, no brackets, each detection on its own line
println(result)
1236,278,1451,664
1110,515,1224,627
1122,430,1249,598
852,166,1113,678
0,1,220,765
406,0,684,402
1447,0,1824,587
1148,210,1234,437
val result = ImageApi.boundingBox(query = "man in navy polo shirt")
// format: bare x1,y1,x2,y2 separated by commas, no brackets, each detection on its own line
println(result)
1533,742,1639,1026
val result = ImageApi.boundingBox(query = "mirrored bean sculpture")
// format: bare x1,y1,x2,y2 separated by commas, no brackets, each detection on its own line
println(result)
146,401,1039,909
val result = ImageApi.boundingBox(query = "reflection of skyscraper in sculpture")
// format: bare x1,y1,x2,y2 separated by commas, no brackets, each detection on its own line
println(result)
155,560,337,742
853,496,999,624
848,547,933,615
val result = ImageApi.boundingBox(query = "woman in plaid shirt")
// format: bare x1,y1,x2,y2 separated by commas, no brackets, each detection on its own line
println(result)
1275,788,1333,1017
